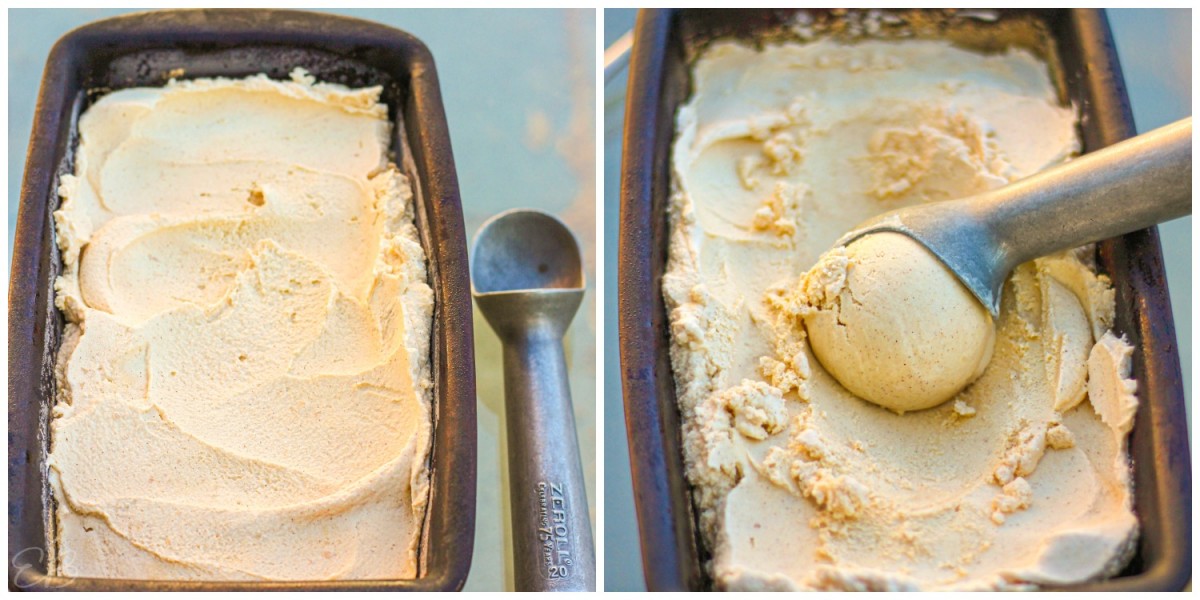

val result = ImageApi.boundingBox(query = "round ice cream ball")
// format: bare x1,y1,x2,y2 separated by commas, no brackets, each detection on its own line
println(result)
803,232,995,413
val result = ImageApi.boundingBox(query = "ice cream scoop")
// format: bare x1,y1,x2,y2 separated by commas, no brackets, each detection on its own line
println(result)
471,209,596,592
808,117,1191,411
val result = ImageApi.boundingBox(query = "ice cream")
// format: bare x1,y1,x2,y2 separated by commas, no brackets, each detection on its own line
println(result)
800,232,995,413
49,69,434,580
664,36,1138,590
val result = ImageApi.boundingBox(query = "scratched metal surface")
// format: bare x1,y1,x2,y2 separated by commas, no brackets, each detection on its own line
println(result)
7,8,596,592
601,7,1190,592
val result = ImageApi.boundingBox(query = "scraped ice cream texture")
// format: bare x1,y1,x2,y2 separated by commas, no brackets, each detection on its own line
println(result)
49,69,434,580
664,38,1139,590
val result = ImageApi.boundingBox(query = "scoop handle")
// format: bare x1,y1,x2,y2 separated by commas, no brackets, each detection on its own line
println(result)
983,117,1191,269
500,319,596,592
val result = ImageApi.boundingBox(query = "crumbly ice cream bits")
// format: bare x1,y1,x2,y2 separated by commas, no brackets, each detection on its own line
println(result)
664,36,1139,591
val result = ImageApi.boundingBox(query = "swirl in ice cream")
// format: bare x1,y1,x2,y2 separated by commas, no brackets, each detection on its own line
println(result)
49,69,434,580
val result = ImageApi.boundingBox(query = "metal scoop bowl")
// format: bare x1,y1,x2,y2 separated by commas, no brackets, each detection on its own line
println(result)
471,209,595,592
838,117,1192,316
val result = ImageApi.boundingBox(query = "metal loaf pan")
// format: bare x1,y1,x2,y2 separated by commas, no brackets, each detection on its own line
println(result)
9,9,476,591
618,8,1190,592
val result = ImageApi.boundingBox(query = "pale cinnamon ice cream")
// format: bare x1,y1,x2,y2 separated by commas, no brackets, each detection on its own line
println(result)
801,232,995,413
49,69,434,580
664,37,1139,590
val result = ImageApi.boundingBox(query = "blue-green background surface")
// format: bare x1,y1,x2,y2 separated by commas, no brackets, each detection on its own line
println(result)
9,8,595,592
603,8,1190,592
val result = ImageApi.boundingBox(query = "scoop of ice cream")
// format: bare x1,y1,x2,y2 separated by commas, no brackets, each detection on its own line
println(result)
801,232,995,413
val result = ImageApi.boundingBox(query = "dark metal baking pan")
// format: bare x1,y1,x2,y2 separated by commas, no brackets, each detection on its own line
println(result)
9,9,476,591
618,8,1190,592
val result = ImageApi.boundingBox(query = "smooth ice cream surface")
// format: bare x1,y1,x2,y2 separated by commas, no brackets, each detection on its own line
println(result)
50,69,434,580
664,38,1138,590
801,232,995,413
